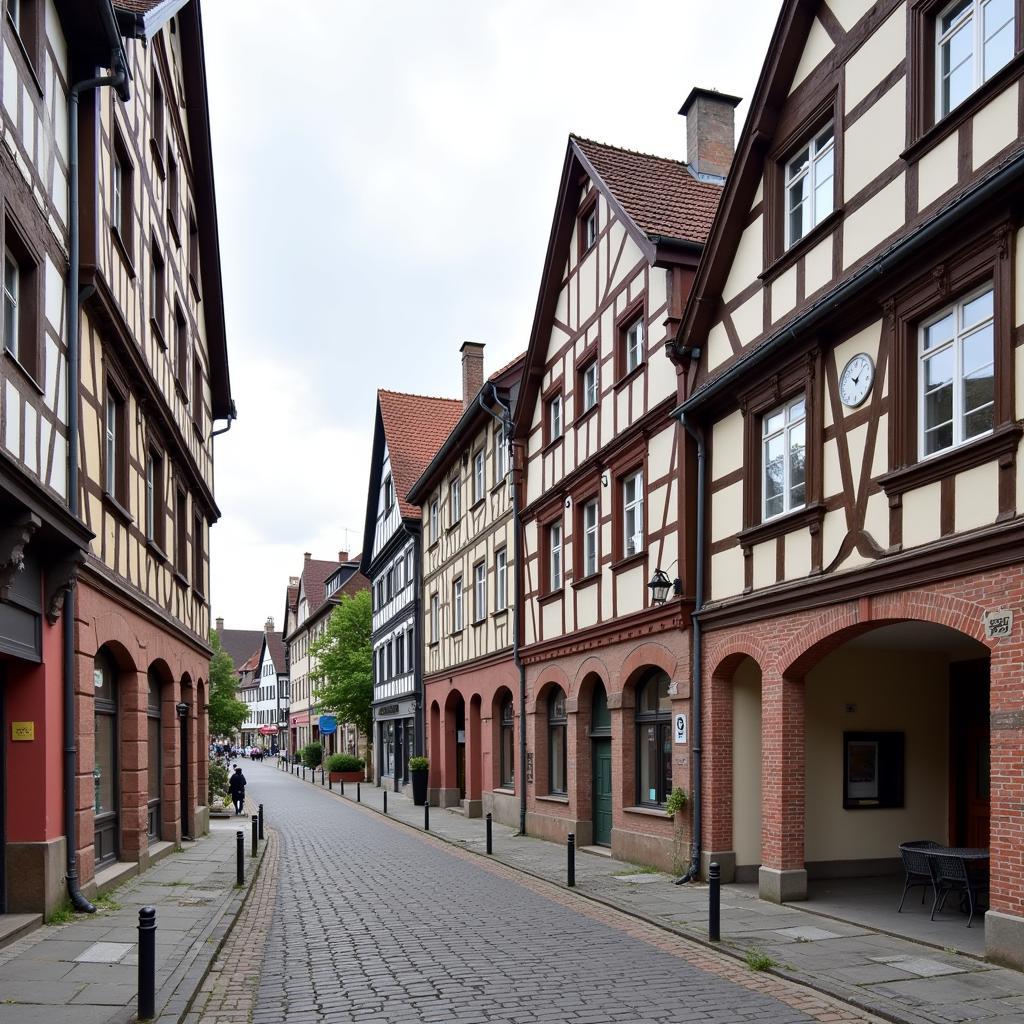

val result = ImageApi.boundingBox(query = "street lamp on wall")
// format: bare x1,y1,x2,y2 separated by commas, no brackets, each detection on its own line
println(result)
648,568,682,605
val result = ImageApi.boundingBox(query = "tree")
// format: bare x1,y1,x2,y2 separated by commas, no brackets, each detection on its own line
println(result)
207,630,248,740
310,589,373,741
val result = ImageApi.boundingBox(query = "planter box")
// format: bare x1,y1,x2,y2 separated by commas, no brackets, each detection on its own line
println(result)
411,768,428,806
329,770,364,784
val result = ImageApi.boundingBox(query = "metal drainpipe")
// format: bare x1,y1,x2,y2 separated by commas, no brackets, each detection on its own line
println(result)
478,385,526,835
675,412,705,884
64,50,128,913
398,518,425,772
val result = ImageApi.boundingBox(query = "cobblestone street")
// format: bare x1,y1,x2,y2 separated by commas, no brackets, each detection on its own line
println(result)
231,763,874,1024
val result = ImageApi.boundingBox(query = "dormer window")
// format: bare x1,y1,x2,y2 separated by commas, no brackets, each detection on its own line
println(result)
784,123,834,249
937,0,1014,118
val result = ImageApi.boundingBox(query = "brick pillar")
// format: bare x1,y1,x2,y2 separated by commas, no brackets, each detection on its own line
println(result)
73,644,96,885
759,671,806,902
701,667,735,881
119,670,148,862
465,697,482,815
162,682,181,845
197,681,208,813
986,641,1024,969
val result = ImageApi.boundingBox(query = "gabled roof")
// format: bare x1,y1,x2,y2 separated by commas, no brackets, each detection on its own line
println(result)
261,631,287,675
299,558,344,615
215,627,262,670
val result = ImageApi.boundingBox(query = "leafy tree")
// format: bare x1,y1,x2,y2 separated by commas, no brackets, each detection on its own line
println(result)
310,590,373,742
207,630,248,740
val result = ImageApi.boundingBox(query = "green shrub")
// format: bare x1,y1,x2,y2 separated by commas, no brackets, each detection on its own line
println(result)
208,760,229,802
664,787,689,817
326,753,364,773
408,756,429,772
301,742,323,768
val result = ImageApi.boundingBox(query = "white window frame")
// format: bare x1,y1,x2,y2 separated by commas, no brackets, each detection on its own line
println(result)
112,153,124,238
104,392,118,495
784,122,835,250
936,0,1015,119
549,521,562,590
384,474,393,510
761,396,807,521
495,426,508,481
549,394,562,441
453,576,463,632
450,477,461,524
495,548,508,611
430,592,439,643
622,472,644,557
584,207,597,250
473,448,485,503
583,360,599,411
918,283,995,459
3,249,18,360
145,451,155,541
429,498,439,543
474,562,486,622
583,499,599,577
625,318,644,374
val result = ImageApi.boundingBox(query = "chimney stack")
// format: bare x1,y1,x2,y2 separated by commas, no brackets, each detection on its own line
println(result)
215,616,224,631
303,551,311,564
460,341,485,410
680,87,742,183
288,576,300,587
338,550,349,562
265,616,275,632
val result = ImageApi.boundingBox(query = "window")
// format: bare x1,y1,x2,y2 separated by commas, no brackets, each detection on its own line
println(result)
429,498,439,543
449,477,461,524
622,471,644,557
784,123,834,249
188,207,199,288
150,238,165,341
386,640,393,679
578,193,598,257
582,359,599,411
548,688,567,795
3,249,17,362
112,133,133,257
192,354,203,432
548,393,563,442
192,510,204,593
500,695,515,788
452,576,463,632
623,318,644,375
2,228,38,379
919,285,994,457
937,0,1014,118
145,449,165,548
494,425,508,481
405,548,413,587
472,449,485,503
548,520,563,590
151,67,164,156
175,487,188,578
167,147,179,239
473,561,486,622
495,547,508,612
396,632,405,675
406,629,414,670
174,301,188,391
762,396,806,520
583,499,599,577
104,385,126,503
384,475,394,511
636,670,672,806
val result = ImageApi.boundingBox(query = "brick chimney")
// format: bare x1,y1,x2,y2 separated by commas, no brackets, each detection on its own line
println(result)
303,551,311,563
215,616,224,631
288,576,300,587
680,87,742,183
338,550,349,562
265,616,274,632
460,341,485,410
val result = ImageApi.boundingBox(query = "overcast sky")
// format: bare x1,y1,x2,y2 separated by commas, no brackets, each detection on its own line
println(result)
204,1,781,633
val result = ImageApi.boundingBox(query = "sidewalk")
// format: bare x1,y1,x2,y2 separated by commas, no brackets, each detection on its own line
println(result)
0,808,268,1024
279,762,1024,1024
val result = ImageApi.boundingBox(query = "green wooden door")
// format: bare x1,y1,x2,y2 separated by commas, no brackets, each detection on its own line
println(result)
593,738,612,846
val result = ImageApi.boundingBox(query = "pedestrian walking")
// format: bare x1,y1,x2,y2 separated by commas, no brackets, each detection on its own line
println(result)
228,766,247,815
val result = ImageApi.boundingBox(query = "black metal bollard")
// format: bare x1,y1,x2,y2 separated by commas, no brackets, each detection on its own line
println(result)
709,861,721,942
137,906,156,1020
258,803,264,840
424,800,430,831
567,832,576,887
356,782,361,803
251,815,258,857
383,791,388,815
236,830,244,885
328,775,332,791
486,812,492,855
340,778,345,796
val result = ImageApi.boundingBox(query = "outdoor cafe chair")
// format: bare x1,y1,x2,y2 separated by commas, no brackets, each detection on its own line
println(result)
897,840,940,913
929,853,988,928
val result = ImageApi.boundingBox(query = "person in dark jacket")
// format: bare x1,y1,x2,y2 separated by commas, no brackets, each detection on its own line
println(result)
228,767,247,815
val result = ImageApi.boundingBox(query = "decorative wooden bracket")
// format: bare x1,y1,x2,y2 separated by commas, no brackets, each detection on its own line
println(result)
0,513,41,600
45,549,86,624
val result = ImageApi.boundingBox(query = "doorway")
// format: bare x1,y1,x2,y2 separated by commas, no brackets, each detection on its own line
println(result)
146,669,161,840
1,664,6,912
93,650,119,867
454,698,466,800
591,682,612,847
950,659,990,848
179,705,189,840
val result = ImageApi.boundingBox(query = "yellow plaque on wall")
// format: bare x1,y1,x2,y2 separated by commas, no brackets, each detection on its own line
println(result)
11,721,34,741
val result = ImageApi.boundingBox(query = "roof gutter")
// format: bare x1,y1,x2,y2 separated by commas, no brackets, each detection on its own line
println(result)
673,147,1024,417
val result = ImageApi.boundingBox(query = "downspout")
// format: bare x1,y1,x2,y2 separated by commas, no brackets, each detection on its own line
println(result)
479,385,526,835
64,33,129,913
210,400,237,439
398,518,425,765
676,412,705,884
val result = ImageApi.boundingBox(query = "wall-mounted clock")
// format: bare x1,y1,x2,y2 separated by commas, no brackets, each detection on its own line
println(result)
839,352,874,408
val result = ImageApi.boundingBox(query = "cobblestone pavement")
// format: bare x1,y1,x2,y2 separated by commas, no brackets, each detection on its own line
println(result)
244,762,875,1024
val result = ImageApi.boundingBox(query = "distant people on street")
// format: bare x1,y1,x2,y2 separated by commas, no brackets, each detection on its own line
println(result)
229,766,247,815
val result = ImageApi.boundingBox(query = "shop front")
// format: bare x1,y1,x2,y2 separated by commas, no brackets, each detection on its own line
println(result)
375,698,415,793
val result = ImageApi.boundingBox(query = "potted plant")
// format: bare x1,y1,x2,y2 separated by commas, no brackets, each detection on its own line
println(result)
326,753,365,784
409,756,429,806
301,742,323,769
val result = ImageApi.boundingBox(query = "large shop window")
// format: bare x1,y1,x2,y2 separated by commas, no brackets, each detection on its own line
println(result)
500,695,515,788
936,0,1014,118
762,396,806,520
548,688,567,795
636,670,672,807
919,285,993,457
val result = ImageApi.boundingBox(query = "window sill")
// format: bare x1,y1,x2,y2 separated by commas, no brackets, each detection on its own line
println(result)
450,628,464,638
738,501,825,549
150,138,166,180
193,420,204,443
902,52,1024,165
446,520,461,534
146,539,167,563
491,607,509,620
878,423,1023,498
610,551,645,574
168,214,181,249
493,786,515,795
428,539,440,551
613,363,645,393
102,491,133,525
471,617,486,628
536,793,569,805
150,317,166,349
572,572,599,591
427,640,439,648
490,476,509,495
173,570,189,588
111,229,136,279
760,208,843,285
576,402,599,425
2,349,44,395
542,435,564,455
188,270,201,303
175,377,190,404
624,804,668,819
470,498,485,512
537,588,563,606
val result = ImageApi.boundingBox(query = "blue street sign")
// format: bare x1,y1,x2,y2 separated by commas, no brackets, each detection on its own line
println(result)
318,715,337,735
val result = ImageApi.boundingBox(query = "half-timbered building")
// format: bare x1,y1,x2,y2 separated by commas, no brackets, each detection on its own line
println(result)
361,389,461,792
407,345,524,822
512,101,731,866
672,0,1024,968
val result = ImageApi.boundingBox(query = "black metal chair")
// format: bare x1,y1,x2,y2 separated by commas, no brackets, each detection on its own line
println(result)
929,854,988,927
897,840,940,913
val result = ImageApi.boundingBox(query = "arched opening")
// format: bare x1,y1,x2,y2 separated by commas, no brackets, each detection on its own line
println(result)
590,680,612,847
495,689,515,791
441,691,466,807
93,648,120,867
732,657,762,881
634,669,671,808
428,700,441,802
547,687,567,796
146,665,165,841
180,674,193,840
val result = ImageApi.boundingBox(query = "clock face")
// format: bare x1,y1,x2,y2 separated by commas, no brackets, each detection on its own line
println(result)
839,353,874,408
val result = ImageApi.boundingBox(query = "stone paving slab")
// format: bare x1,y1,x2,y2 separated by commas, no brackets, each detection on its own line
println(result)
273,760,1024,1024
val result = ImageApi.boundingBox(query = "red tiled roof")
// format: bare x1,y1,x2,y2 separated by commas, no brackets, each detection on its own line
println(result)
264,631,286,674
216,627,263,671
378,390,463,517
572,136,722,243
286,585,298,613
301,558,344,615
489,350,527,383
